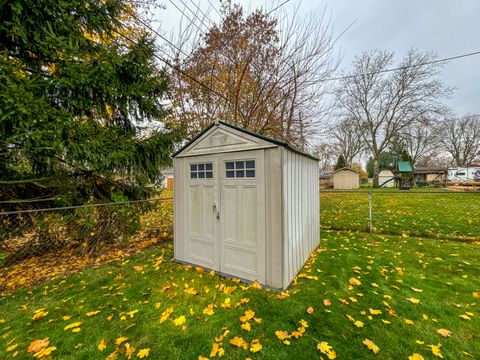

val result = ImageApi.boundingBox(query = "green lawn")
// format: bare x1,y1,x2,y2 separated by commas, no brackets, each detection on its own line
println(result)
320,191,480,241
1,231,478,359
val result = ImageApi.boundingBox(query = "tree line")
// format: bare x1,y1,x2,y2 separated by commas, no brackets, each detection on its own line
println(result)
2,0,479,205
317,50,480,186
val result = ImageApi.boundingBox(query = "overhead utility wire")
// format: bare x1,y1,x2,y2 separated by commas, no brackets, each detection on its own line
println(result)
112,28,234,110
206,0,222,18
129,12,235,95
177,0,214,30
167,0,206,34
187,0,216,26
323,50,480,82
267,0,291,15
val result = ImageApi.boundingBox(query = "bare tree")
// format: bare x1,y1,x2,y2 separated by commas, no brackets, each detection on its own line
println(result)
168,2,339,149
336,49,451,186
390,118,439,165
437,115,480,166
312,142,336,172
329,117,365,167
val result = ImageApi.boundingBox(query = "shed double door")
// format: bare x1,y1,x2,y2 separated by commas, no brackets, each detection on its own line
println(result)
184,150,265,283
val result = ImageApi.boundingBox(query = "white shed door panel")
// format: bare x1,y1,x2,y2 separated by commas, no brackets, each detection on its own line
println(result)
184,155,219,270
219,150,266,283
184,151,265,283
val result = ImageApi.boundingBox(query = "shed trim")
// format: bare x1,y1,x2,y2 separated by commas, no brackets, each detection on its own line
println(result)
333,167,359,174
172,120,318,161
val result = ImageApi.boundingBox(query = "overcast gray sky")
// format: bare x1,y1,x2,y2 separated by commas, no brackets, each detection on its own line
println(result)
156,0,480,115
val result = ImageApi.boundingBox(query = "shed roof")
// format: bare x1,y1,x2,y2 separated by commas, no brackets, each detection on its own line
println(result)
397,161,413,172
333,167,359,174
414,167,447,174
172,121,318,160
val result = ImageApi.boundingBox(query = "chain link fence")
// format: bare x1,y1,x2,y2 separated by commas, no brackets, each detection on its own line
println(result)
320,190,480,241
0,197,173,293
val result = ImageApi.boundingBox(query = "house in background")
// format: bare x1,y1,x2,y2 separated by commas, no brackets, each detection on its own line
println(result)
319,171,333,189
333,167,359,189
414,167,447,186
161,167,174,190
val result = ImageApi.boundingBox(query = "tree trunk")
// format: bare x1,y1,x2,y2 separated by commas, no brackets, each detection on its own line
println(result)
372,157,380,187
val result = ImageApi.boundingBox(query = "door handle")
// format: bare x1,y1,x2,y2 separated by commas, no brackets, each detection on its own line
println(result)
216,210,220,220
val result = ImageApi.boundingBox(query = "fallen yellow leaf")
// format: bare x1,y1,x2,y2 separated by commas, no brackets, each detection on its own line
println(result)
98,339,107,352
249,339,262,353
317,341,337,359
436,328,452,338
362,339,380,354
137,348,150,358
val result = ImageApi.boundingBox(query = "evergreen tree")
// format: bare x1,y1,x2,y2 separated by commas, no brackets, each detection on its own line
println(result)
0,0,178,204
334,155,347,170
366,151,396,178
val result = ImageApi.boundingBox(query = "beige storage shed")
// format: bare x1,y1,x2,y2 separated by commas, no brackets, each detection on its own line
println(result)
378,169,395,188
173,121,319,289
333,167,359,189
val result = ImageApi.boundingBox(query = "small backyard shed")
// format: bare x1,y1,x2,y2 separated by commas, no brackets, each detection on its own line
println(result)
333,167,359,189
173,121,319,289
378,169,395,188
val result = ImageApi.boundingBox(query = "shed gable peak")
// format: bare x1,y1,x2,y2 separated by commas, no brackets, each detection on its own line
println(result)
176,124,277,157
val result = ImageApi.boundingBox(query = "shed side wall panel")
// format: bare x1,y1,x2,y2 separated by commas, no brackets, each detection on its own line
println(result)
173,157,185,261
282,149,319,288
264,147,283,289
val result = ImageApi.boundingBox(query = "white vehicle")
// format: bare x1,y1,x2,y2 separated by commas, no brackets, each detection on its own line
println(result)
448,167,480,182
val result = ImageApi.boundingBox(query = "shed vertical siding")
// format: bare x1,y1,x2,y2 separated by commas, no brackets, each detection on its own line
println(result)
282,149,319,288
264,147,283,289
173,157,184,261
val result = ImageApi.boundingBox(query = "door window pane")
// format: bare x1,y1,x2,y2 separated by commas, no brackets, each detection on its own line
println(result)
246,160,255,168
225,160,255,178
190,162,213,179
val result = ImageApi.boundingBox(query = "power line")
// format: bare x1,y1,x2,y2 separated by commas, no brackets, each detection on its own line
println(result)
323,50,480,82
167,0,206,34
206,0,222,18
128,11,237,98
267,0,291,15
181,0,215,29
111,27,234,110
